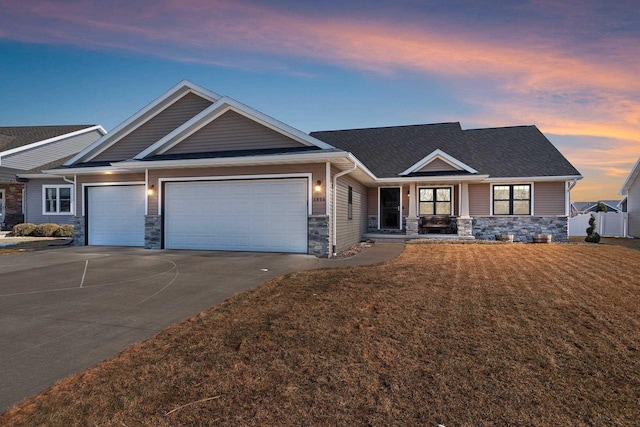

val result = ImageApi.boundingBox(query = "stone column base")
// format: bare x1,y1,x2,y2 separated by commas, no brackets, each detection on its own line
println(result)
73,216,86,246
406,217,419,236
308,215,329,257
145,215,162,249
457,217,473,236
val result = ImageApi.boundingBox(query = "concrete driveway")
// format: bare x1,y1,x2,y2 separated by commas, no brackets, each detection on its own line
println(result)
0,243,403,412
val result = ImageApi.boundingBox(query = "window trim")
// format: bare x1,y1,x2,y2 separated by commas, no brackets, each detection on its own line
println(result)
42,184,74,215
490,183,534,216
417,186,454,216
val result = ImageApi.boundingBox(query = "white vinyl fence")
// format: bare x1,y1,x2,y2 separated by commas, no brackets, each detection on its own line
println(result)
569,212,628,237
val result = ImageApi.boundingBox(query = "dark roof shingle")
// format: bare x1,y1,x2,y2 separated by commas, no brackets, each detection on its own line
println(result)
0,125,96,152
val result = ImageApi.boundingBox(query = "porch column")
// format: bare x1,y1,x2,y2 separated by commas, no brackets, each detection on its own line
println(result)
457,182,473,236
406,182,419,236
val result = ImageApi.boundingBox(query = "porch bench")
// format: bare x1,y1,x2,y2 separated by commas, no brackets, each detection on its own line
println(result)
419,215,452,234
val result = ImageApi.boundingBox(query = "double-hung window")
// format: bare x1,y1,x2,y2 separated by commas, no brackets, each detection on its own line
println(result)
43,185,73,214
493,184,531,215
418,187,451,215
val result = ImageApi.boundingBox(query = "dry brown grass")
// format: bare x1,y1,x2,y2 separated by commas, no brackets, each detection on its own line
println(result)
2,243,639,426
0,238,69,255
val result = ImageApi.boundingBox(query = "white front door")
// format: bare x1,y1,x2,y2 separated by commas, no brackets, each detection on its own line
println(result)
164,179,308,253
87,185,145,246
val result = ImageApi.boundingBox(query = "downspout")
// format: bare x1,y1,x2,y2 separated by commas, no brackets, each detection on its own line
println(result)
332,161,358,257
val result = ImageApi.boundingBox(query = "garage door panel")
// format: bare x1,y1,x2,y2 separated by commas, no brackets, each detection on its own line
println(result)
165,179,308,253
88,186,145,247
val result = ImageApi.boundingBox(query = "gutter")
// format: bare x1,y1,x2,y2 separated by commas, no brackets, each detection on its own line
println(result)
332,162,358,257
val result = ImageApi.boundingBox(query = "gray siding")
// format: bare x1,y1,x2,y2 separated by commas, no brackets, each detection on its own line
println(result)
534,182,566,215
417,158,458,172
24,178,75,225
469,183,490,216
2,130,103,171
93,93,212,162
628,173,640,237
165,110,304,154
335,173,367,253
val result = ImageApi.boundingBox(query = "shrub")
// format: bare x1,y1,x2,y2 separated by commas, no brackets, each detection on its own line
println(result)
585,214,601,243
595,202,608,213
12,223,37,236
33,223,62,237
53,225,74,237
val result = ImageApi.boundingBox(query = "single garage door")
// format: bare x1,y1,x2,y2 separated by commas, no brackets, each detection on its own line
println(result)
165,179,308,253
87,185,145,246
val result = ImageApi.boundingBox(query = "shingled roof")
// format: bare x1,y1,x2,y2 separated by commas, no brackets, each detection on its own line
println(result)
0,125,96,152
310,123,580,179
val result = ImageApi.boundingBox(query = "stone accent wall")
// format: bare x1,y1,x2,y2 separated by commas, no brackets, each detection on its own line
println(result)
1,183,24,229
308,215,329,257
368,215,378,232
145,215,162,249
73,216,86,246
472,216,568,242
457,217,473,236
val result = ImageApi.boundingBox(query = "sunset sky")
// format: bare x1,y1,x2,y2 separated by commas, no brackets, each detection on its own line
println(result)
1,0,638,200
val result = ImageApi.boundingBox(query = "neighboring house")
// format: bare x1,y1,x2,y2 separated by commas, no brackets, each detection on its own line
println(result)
570,200,624,216
0,125,106,229
44,81,581,256
619,157,640,237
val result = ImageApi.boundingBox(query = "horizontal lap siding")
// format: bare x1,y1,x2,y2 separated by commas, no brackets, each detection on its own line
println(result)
2,130,103,170
24,179,75,224
164,110,303,154
148,164,326,216
534,182,566,215
93,93,212,162
469,183,490,216
335,174,367,253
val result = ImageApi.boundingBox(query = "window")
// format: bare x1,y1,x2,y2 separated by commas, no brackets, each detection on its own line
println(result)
419,187,451,215
348,186,353,220
43,185,73,214
493,184,531,215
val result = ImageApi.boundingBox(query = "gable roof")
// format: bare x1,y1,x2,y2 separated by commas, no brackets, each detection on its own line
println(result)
311,124,581,179
620,157,640,195
0,125,101,154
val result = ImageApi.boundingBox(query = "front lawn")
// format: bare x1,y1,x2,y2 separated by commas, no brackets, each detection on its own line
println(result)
2,243,639,426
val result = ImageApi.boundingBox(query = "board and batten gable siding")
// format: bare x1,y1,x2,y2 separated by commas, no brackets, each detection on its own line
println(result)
469,183,490,216
533,182,566,215
147,164,327,216
417,158,459,173
164,110,304,155
334,173,367,253
628,172,640,237
24,178,75,225
1,130,103,171
93,93,213,162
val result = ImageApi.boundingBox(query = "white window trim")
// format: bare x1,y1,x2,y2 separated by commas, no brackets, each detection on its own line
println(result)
0,189,5,221
489,182,535,216
417,185,454,216
42,184,74,216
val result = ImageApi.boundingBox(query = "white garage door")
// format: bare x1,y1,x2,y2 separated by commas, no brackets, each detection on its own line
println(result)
87,185,145,246
165,179,308,253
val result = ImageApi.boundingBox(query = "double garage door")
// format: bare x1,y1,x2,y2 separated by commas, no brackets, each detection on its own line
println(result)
87,179,308,253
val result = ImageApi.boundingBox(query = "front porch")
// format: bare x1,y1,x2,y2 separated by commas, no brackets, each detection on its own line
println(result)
363,231,475,242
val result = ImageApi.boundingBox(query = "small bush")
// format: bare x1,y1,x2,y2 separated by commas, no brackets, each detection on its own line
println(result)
33,223,62,237
12,223,37,236
53,225,74,237
585,214,601,243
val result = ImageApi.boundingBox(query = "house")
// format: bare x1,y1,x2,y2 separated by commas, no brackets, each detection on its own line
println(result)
0,125,106,229
570,200,624,216
619,157,640,237
44,81,581,256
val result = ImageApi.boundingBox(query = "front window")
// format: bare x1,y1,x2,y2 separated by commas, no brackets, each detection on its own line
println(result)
419,187,451,215
43,185,72,214
493,184,531,215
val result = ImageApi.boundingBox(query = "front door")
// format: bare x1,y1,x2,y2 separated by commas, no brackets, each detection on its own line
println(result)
380,187,401,229
0,189,5,226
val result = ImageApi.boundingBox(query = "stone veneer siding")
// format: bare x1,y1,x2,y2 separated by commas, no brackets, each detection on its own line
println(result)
308,215,329,257
457,217,472,236
472,216,568,242
1,183,24,229
73,216,86,246
145,215,162,249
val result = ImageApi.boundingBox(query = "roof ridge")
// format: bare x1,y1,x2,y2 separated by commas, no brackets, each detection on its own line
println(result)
463,125,536,132
311,122,461,133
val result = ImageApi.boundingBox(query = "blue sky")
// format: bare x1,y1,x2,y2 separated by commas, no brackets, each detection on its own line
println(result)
1,0,639,200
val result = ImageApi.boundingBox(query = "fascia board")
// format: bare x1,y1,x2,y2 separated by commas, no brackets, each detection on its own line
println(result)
64,81,222,166
43,166,138,175
400,149,478,175
376,175,490,184
135,96,335,159
0,125,106,159
483,175,583,183
619,157,640,195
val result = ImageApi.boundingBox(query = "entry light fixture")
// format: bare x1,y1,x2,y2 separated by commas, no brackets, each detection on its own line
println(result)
147,184,155,196
314,180,322,193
